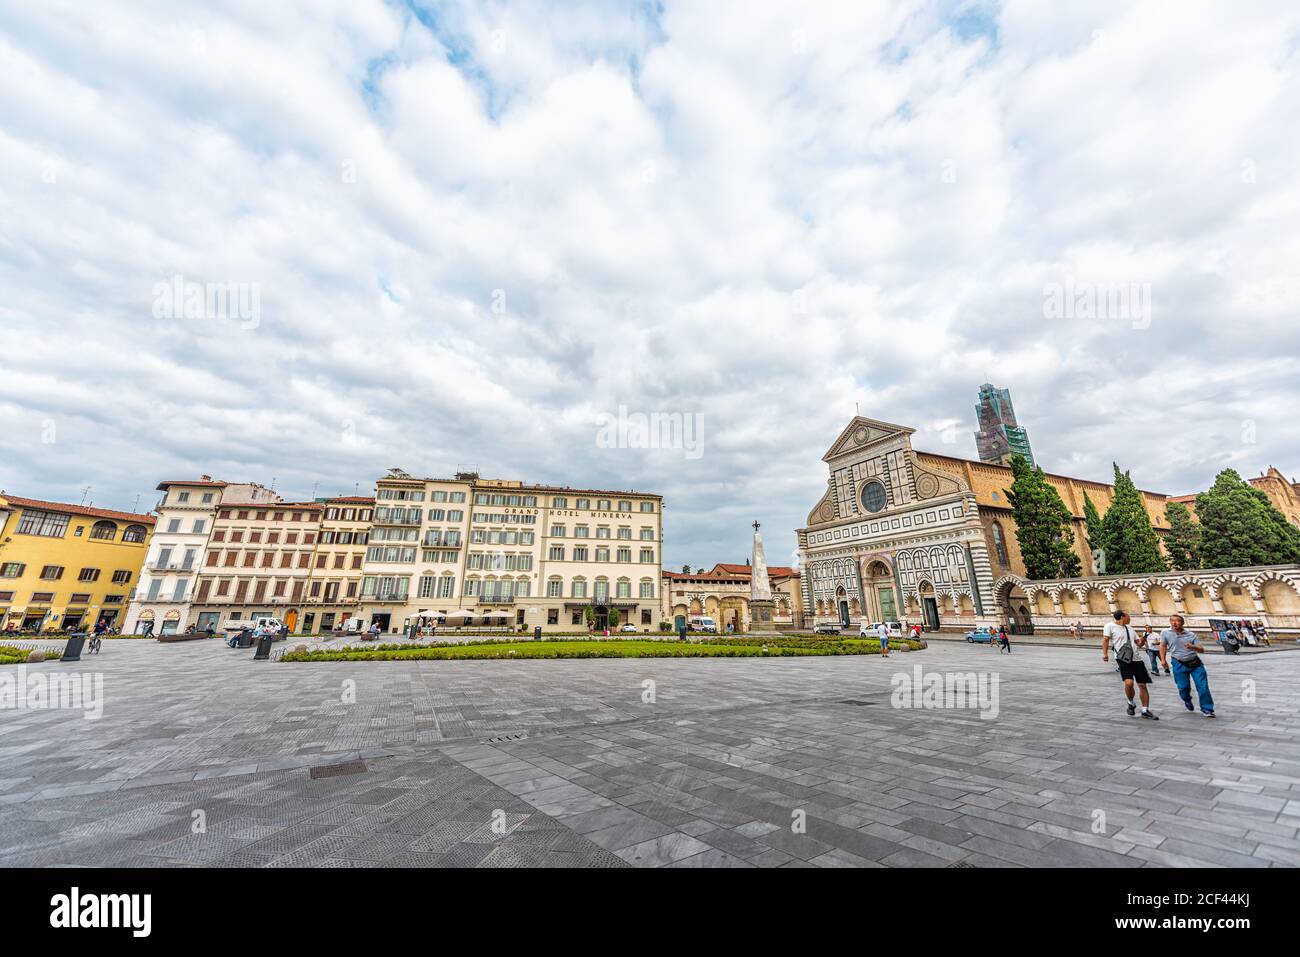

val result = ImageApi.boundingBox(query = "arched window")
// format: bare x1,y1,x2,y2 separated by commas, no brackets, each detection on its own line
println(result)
90,521,118,541
123,524,148,543
991,522,1010,568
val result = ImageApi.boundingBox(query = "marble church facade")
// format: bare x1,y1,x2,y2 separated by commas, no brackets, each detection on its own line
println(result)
797,417,998,631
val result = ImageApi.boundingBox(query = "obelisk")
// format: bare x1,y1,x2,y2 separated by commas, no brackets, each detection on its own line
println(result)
748,521,778,634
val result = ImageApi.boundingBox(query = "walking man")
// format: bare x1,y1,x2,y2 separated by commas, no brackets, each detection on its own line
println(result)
1102,610,1158,719
1141,624,1164,677
1160,615,1215,718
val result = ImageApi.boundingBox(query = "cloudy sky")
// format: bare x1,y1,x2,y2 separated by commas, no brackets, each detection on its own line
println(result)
2,0,1298,568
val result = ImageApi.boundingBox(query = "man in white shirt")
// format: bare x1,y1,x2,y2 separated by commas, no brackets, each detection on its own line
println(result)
1102,610,1158,719
877,621,891,656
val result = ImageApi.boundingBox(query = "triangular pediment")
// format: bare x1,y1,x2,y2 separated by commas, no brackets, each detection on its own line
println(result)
822,416,916,462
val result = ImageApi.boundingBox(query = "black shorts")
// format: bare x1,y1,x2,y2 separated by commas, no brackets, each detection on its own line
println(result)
1118,658,1151,684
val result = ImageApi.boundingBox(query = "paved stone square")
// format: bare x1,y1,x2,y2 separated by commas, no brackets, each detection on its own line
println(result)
1,639,1298,867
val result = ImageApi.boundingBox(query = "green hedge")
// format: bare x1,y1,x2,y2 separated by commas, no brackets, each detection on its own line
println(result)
0,645,63,664
280,635,926,663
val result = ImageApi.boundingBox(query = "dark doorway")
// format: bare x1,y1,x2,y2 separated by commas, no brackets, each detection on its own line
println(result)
371,613,391,631
838,601,850,628
923,597,940,631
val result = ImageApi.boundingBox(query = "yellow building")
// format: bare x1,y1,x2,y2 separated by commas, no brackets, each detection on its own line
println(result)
0,494,155,633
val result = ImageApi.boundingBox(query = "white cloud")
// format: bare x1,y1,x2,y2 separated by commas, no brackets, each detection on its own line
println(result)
1,0,1298,564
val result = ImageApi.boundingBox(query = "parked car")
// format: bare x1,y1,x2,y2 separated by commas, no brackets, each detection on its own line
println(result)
964,628,997,643
688,616,718,633
860,620,903,638
814,621,842,635
619,624,638,633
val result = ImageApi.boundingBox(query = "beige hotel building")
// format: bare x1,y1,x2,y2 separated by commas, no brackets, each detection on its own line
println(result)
361,469,663,634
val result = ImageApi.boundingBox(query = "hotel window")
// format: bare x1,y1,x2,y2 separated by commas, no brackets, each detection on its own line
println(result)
448,510,464,521
618,501,631,512
547,579,563,598
212,529,226,542
230,530,244,543
640,581,655,599
0,563,25,578
548,609,559,625
17,509,70,538
177,491,190,503
550,546,565,561
193,519,206,534
436,576,454,598
596,548,610,563
594,580,610,601
617,548,631,563
450,492,466,503
617,527,631,540
617,580,631,599
550,524,566,537
596,527,611,539
640,528,654,540
640,549,654,563
431,491,447,502
78,568,101,582
31,591,55,603
576,498,590,510
249,531,262,543
0,592,13,602
123,524,148,543
167,519,181,533
597,499,610,511
428,509,445,521
640,502,654,512
90,520,118,540
40,565,64,580
572,579,587,598
573,546,588,561
575,525,589,538
201,493,214,503
552,497,567,508
112,570,131,584
418,575,437,599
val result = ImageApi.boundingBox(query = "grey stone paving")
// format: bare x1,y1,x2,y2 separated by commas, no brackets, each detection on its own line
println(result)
1,638,1298,867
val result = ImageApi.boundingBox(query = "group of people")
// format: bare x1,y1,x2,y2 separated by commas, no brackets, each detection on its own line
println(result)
1103,610,1215,719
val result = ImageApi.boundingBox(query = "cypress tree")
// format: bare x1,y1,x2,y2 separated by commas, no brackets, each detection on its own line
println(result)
1099,464,1167,574
1083,491,1106,571
1195,469,1300,568
1163,501,1202,571
1005,455,1082,580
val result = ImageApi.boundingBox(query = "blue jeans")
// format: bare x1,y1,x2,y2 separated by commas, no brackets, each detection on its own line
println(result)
1171,658,1214,713
1147,649,1161,673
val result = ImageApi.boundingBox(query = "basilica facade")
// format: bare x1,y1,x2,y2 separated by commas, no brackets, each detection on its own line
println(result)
797,417,998,631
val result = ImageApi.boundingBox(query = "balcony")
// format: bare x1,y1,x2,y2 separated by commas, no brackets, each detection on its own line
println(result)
474,595,517,605
146,562,197,573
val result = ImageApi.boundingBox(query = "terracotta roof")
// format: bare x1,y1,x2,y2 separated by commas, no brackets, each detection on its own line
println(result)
155,479,229,490
325,496,375,504
915,450,1170,498
0,495,156,525
713,563,799,578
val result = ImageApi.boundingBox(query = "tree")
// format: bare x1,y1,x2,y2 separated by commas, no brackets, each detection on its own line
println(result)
681,564,690,574
1163,501,1202,571
1195,469,1300,569
1083,491,1105,553
1005,455,1082,580
1099,464,1167,574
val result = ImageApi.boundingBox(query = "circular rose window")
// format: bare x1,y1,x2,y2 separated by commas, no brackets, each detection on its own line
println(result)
860,480,888,513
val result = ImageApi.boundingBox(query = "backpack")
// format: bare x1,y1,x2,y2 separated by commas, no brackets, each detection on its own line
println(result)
1114,625,1135,663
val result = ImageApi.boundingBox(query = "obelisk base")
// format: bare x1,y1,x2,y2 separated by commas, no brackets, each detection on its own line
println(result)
748,599,778,634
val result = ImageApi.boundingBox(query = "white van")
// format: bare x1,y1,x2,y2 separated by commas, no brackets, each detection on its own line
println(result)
688,616,718,633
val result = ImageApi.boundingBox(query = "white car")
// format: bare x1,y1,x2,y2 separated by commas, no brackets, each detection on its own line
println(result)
860,620,903,638
620,624,638,633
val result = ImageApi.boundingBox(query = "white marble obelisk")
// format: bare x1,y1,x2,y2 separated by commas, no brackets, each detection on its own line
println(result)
749,521,777,632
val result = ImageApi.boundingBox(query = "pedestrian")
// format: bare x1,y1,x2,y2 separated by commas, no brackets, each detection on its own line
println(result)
876,620,890,657
998,624,1011,654
1141,624,1162,677
1102,610,1158,720
205,624,215,639
1160,614,1215,718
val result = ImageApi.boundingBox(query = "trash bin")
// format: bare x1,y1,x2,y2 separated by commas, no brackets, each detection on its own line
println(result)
253,634,273,660
62,632,87,662
534,626,542,641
